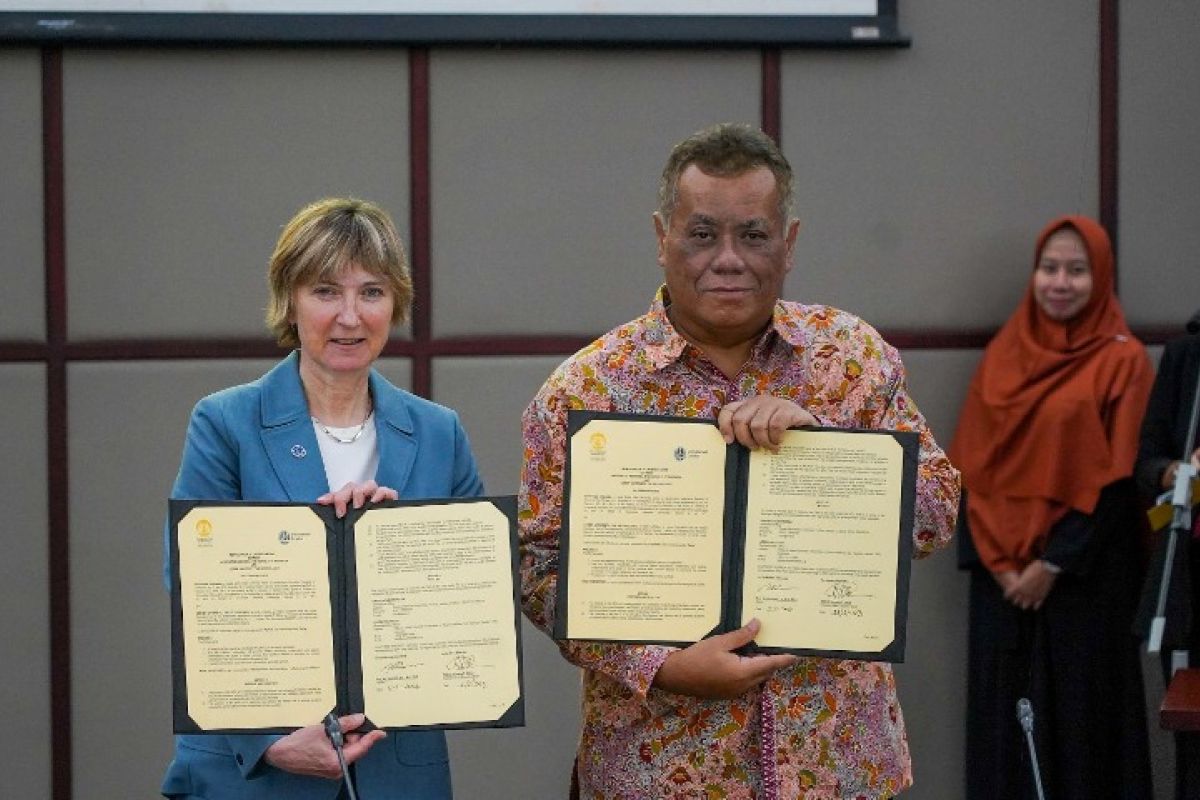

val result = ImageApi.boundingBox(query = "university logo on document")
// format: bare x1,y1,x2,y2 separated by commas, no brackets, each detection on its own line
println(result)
589,432,607,456
194,518,213,546
278,530,292,545
673,445,708,462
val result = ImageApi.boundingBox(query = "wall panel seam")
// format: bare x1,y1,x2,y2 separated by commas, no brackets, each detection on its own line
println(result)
41,44,71,800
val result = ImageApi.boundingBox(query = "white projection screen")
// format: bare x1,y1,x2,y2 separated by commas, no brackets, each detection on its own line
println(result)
0,1,906,45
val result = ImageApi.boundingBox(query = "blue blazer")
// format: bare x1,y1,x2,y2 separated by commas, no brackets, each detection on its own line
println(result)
161,352,483,800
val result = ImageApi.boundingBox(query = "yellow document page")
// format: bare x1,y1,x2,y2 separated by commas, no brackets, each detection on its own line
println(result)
566,418,727,642
177,505,335,730
741,430,903,652
355,502,519,727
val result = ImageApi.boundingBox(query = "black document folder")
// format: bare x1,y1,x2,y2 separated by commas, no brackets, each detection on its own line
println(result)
169,495,524,734
554,411,916,662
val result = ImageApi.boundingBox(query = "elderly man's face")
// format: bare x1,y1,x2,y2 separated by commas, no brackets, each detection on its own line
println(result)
655,165,798,350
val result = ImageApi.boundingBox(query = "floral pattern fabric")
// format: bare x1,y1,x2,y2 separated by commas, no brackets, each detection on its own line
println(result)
519,288,960,799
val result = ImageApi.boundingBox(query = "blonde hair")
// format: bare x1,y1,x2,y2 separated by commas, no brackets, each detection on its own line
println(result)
266,197,412,348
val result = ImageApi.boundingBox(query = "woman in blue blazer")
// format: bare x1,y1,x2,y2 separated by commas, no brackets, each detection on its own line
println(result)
161,198,482,800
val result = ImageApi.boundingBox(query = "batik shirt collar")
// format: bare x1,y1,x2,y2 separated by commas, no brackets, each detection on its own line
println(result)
642,284,804,372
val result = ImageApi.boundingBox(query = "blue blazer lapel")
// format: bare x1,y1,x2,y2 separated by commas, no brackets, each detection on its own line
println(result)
258,353,329,501
369,370,418,495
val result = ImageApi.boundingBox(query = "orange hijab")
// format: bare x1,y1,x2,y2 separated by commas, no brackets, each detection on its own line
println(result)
950,216,1153,573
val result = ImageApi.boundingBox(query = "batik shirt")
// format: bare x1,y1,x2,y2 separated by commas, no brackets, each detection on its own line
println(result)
519,288,959,799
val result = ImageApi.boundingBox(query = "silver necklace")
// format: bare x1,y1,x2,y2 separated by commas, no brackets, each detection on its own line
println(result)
314,407,373,445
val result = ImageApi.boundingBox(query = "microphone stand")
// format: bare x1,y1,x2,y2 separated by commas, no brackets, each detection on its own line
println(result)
1017,698,1048,800
325,713,361,800
1148,356,1200,654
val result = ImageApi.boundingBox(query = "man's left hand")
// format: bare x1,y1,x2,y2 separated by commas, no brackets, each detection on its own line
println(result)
717,396,820,452
652,618,797,699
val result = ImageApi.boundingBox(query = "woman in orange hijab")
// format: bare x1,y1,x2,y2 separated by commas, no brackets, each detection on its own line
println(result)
951,215,1154,799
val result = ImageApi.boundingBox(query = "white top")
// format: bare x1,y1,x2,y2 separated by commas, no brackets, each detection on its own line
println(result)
312,414,379,492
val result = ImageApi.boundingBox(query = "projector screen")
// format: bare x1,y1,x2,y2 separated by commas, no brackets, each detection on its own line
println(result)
0,0,906,45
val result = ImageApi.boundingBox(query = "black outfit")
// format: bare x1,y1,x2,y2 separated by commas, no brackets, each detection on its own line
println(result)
960,482,1154,800
1136,333,1200,800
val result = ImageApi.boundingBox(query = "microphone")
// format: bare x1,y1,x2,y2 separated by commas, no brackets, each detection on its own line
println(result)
324,712,344,748
1016,697,1034,733
1188,308,1200,335
1016,698,1047,800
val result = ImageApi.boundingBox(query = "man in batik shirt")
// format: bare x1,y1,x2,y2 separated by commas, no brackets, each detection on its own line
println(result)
520,123,959,799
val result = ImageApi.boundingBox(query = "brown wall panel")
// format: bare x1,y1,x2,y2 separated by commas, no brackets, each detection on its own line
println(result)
0,365,50,799
428,49,759,338
431,355,583,798
890,349,976,799
63,48,412,341
67,360,278,799
0,49,46,341
1119,2,1200,328
431,355,565,494
780,0,1100,332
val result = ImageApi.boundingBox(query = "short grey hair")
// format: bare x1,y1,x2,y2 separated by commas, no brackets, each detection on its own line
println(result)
657,122,793,224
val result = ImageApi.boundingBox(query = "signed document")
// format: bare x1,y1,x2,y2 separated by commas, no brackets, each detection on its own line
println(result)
169,496,523,733
354,502,521,728
561,418,729,644
556,411,915,662
741,430,905,654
